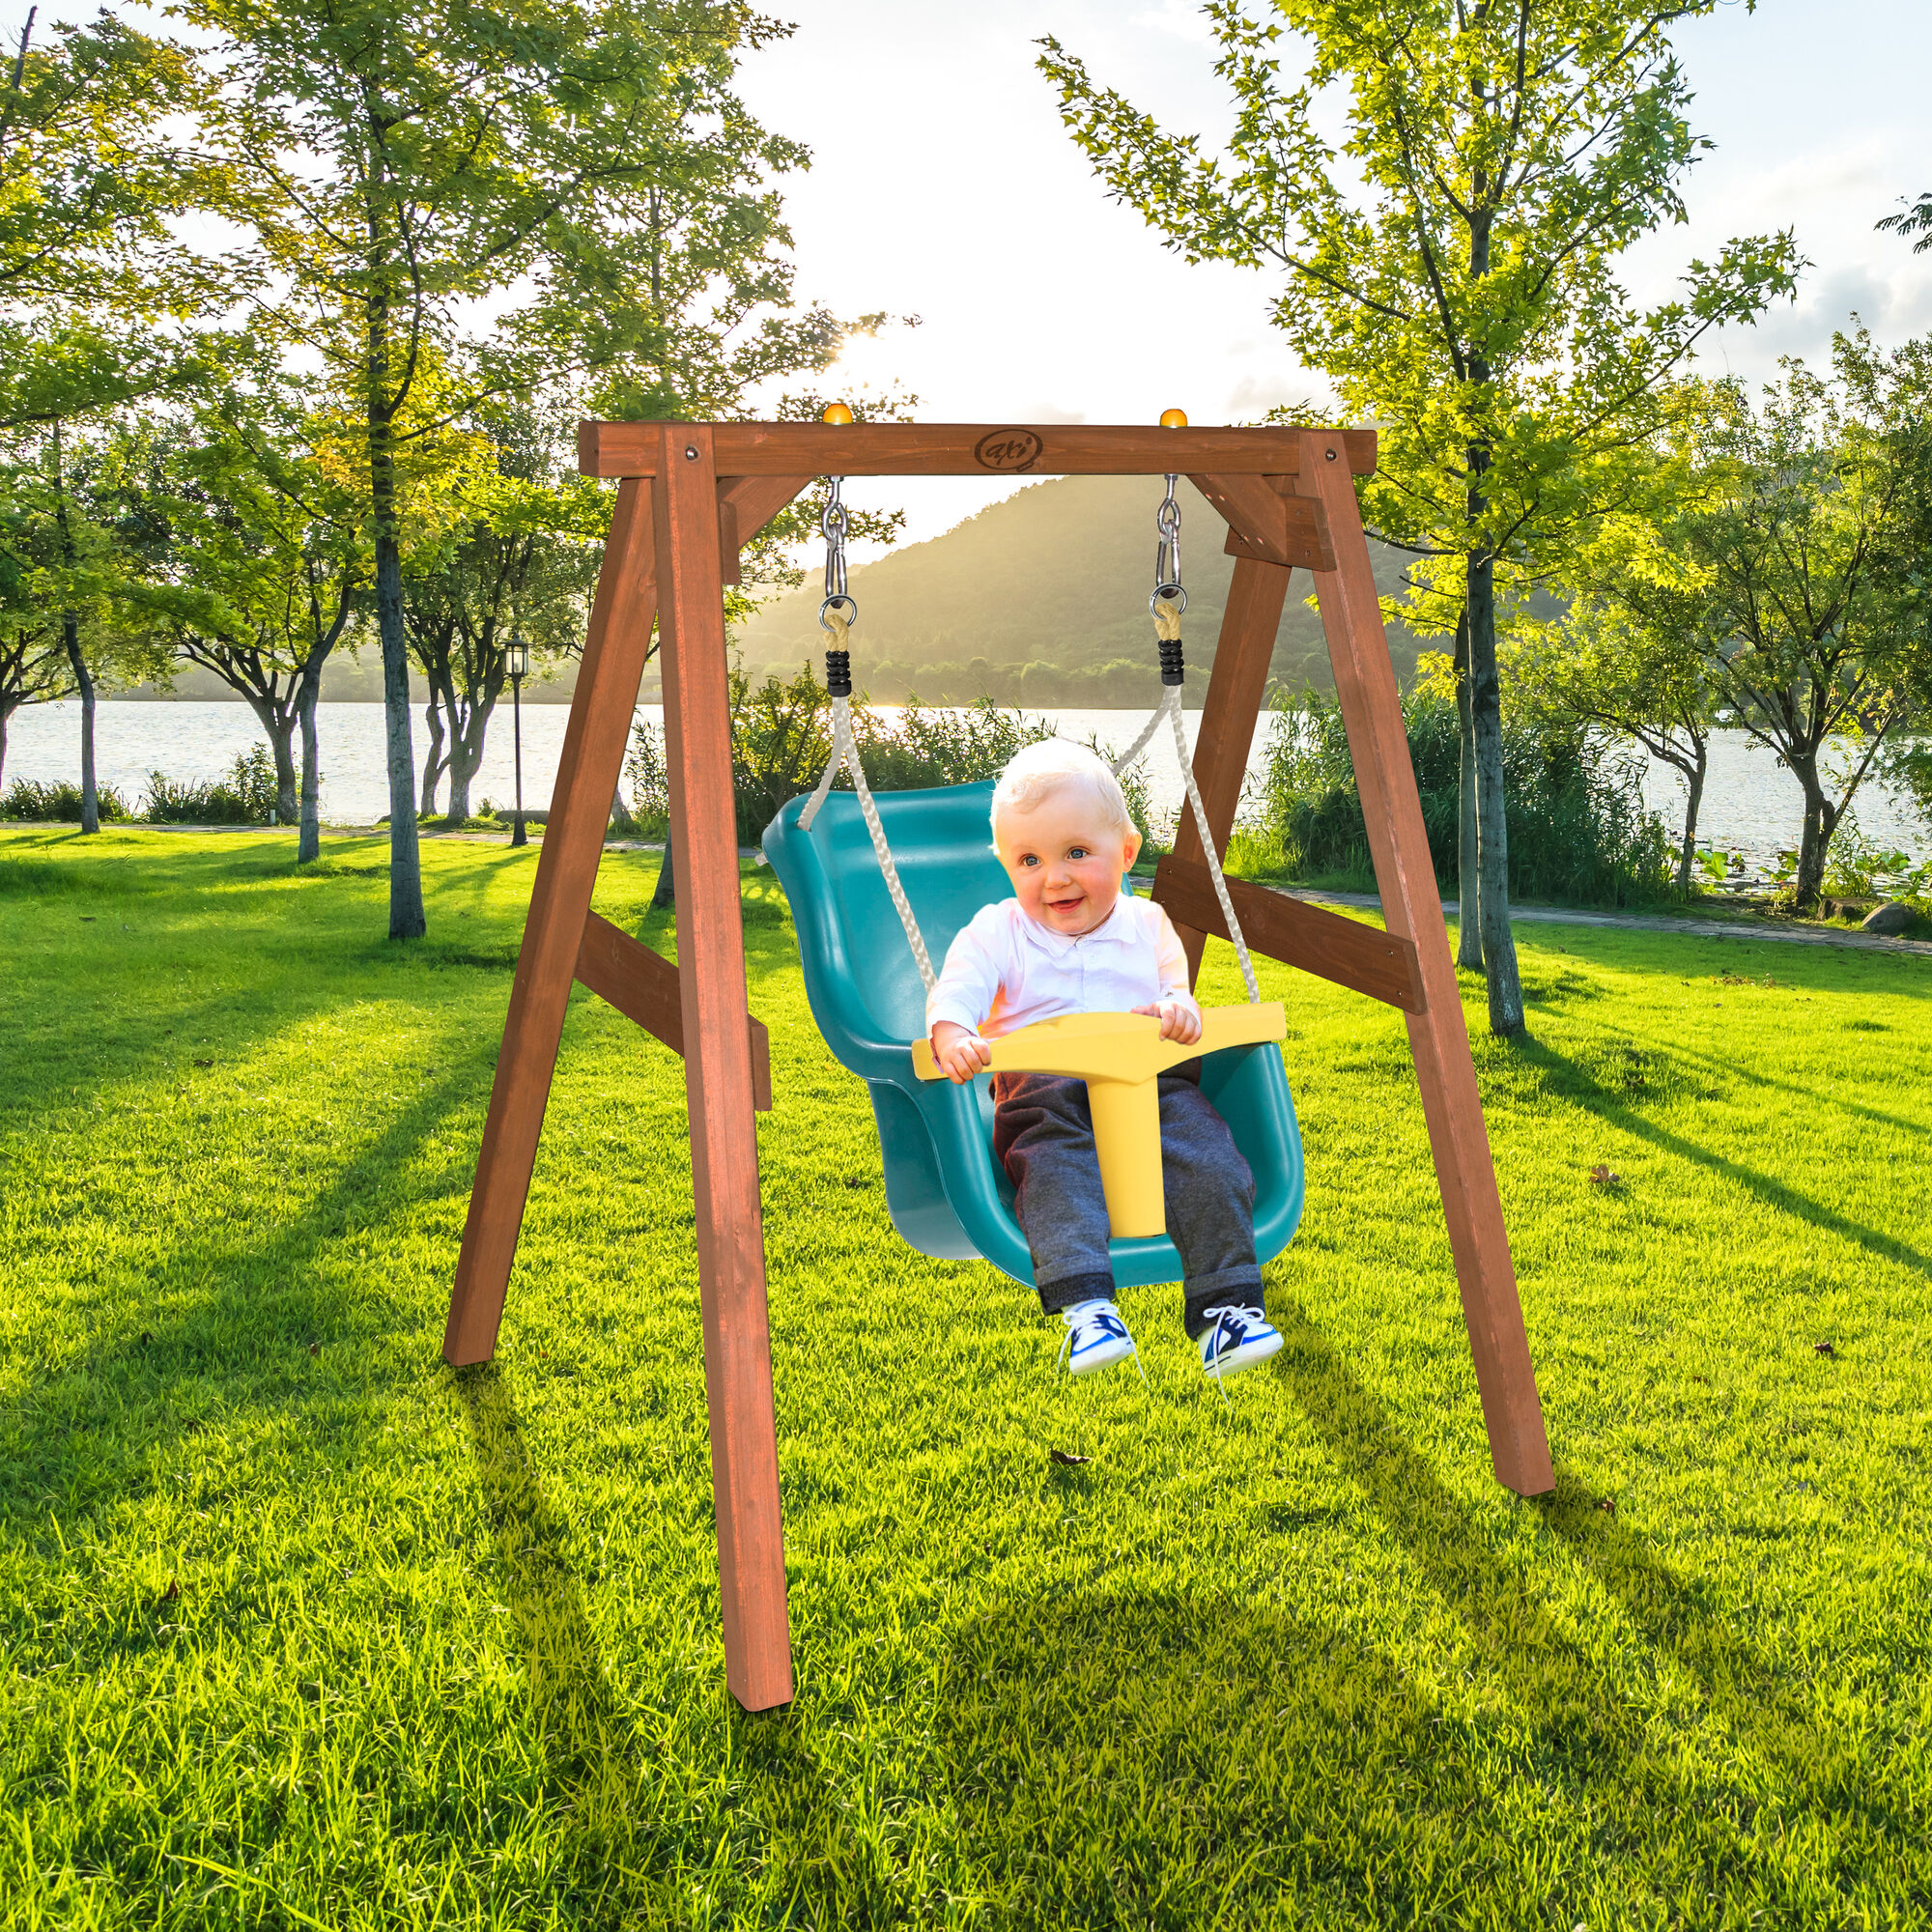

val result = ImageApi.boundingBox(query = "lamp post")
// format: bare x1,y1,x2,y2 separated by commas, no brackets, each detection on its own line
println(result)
507,634,530,848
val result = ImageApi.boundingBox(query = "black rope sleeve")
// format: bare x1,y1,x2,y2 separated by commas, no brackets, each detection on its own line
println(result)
1158,637,1185,687
824,649,852,697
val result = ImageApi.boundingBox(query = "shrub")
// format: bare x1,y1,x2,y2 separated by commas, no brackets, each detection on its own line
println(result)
142,744,281,825
0,777,132,821
1821,816,1932,902
1247,688,1673,907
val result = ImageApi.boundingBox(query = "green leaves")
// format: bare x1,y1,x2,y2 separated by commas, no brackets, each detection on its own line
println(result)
1040,0,1803,586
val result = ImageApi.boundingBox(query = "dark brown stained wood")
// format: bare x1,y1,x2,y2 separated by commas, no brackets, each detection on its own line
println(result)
718,473,812,546
1290,428,1553,1497
653,423,795,1714
1152,857,1424,1013
574,910,773,1112
713,475,811,590
580,420,1378,479
1191,472,1336,572
1163,553,1293,982
444,477,660,1370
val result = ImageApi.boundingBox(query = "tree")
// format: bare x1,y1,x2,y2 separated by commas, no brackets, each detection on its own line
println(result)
110,384,367,860
193,0,856,940
0,522,71,790
1041,0,1799,1033
405,396,602,824
0,7,212,302
0,7,236,433
0,5,242,830
1511,575,1717,890
1668,334,1932,906
1876,193,1932,255
0,413,170,826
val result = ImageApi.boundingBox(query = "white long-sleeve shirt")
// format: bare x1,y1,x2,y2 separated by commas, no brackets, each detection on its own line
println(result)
925,892,1200,1041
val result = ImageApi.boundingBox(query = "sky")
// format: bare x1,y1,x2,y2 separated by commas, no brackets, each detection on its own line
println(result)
724,0,1932,552
11,0,1929,555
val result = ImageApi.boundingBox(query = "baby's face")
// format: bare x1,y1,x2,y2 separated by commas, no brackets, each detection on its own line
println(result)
994,786,1142,937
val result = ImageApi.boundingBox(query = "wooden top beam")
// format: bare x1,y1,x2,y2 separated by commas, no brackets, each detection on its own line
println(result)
579,420,1378,481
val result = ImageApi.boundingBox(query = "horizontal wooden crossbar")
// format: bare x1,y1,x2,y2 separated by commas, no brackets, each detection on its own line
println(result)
579,421,1378,480
575,910,773,1111
1151,856,1425,1014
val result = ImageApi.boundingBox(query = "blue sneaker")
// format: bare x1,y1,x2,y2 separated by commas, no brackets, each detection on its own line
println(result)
1199,1304,1283,1379
1058,1298,1137,1377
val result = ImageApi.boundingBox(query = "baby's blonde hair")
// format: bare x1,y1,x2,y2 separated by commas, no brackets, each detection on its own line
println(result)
989,738,1132,846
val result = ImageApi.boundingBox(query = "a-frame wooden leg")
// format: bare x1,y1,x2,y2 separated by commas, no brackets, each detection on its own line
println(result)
1292,432,1553,1496
1166,553,1293,982
654,426,793,1712
444,478,659,1368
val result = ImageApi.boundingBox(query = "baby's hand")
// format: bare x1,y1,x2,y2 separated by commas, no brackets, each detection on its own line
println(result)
1133,999,1203,1046
930,1020,992,1084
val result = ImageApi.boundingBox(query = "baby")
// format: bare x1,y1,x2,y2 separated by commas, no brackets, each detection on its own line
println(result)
927,739,1284,1379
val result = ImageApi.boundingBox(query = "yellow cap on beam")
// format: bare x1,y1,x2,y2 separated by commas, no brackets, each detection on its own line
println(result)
1159,407,1188,428
821,401,854,425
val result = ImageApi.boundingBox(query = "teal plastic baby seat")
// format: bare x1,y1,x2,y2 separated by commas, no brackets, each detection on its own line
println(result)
762,781,1305,1288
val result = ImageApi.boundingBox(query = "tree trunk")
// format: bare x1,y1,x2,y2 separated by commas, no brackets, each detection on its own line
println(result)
1453,610,1482,971
1790,751,1836,908
272,732,298,824
65,615,98,835
445,756,472,826
0,701,10,793
1466,548,1523,1036
242,692,300,825
50,419,97,835
650,832,675,912
420,692,445,819
1674,740,1708,893
443,676,489,825
298,664,324,864
367,263,425,938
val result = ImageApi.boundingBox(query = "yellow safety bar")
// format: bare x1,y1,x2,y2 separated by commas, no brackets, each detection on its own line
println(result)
911,1003,1287,1238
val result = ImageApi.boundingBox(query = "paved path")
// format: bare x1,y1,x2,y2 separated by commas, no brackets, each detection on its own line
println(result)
1284,886,1932,958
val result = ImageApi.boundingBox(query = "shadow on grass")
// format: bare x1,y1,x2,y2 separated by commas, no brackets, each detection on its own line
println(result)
940,1586,1457,1926
453,1363,664,1918
1266,1300,1913,1912
3,1048,491,1529
920,1304,1918,1923
1507,1036,1931,1278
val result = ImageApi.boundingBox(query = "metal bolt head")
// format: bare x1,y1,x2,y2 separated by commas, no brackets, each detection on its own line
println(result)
1325,446,1338,461
685,444,698,460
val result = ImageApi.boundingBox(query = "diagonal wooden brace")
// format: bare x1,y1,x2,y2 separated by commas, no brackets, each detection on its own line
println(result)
575,911,773,1112
1152,856,1424,1014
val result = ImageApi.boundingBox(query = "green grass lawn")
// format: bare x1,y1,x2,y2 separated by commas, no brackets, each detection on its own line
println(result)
2,827,1928,1931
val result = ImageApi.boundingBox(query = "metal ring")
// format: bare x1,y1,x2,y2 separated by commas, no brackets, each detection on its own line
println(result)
1150,584,1187,616
818,594,858,632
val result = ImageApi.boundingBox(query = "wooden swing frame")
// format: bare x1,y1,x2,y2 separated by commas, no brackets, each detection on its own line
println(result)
442,419,1553,1714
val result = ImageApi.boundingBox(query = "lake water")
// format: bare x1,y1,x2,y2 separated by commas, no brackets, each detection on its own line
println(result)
5,698,1925,882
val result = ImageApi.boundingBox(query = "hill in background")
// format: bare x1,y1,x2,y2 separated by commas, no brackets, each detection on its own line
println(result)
733,473,1433,706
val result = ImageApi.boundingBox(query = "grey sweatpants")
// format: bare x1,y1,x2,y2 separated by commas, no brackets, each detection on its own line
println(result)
992,1069,1264,1338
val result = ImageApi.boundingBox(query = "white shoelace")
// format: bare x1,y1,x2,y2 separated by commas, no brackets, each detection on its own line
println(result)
1200,1303,1269,1399
1058,1300,1147,1384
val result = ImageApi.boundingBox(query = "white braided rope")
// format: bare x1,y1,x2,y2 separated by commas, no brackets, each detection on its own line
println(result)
1164,688,1261,1003
799,692,939,995
1107,699,1167,780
